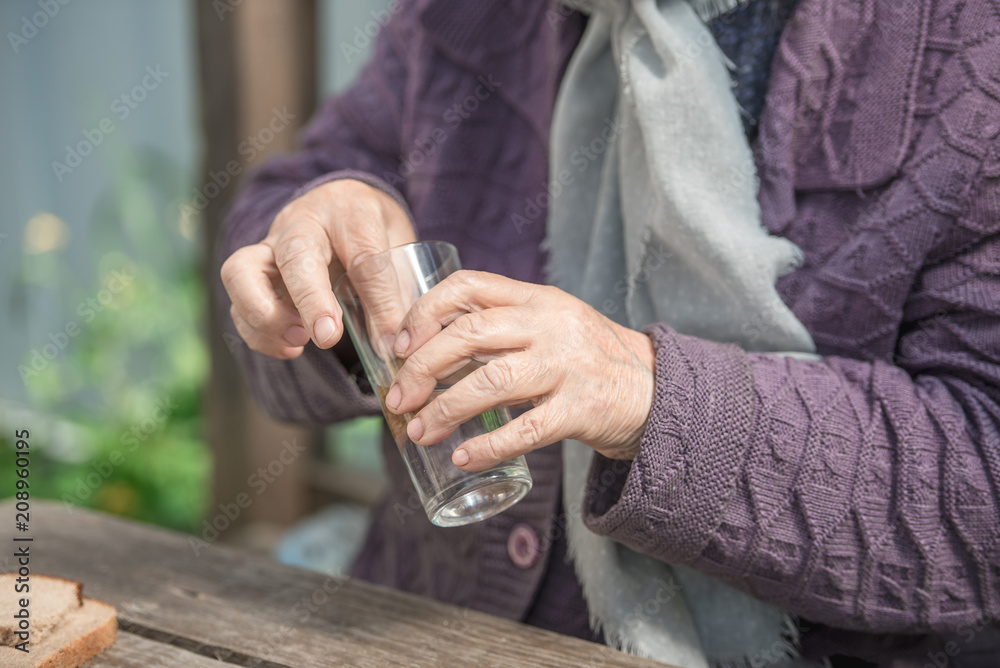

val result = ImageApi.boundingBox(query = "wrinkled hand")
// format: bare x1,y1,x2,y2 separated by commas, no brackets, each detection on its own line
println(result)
383,270,656,471
221,179,415,358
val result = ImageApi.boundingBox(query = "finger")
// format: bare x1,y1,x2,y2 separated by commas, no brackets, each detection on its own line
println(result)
231,305,305,359
406,354,552,446
323,185,416,357
270,222,342,349
222,244,309,344
449,404,561,472
386,308,534,414
393,270,537,358
344,247,411,359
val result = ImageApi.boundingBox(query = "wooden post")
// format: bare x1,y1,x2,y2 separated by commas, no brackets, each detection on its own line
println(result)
194,0,319,542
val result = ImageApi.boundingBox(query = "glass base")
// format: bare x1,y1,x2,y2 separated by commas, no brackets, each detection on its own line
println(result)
426,466,533,528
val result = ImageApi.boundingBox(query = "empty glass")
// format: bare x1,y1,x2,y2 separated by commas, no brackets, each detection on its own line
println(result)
333,241,532,527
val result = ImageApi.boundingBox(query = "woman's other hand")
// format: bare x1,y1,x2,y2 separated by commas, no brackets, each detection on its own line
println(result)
221,179,416,359
384,270,656,470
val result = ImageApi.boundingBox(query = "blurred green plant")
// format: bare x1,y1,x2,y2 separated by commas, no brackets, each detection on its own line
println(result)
1,147,210,532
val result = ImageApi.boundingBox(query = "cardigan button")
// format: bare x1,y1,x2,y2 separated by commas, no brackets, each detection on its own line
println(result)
507,524,540,569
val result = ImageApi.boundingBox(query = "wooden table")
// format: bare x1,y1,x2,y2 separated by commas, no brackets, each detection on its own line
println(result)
2,501,672,667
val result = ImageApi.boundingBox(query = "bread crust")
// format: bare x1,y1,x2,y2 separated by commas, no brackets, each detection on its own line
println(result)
35,600,117,668
0,575,117,668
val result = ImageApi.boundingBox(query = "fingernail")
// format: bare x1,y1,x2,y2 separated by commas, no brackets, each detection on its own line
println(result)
314,316,336,345
394,329,410,356
407,417,424,442
283,324,309,346
453,449,470,467
385,384,401,410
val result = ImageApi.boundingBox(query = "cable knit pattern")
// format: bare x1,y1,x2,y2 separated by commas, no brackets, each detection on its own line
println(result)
584,0,1000,636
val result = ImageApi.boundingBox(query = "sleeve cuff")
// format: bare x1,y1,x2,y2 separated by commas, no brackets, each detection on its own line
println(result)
581,323,757,564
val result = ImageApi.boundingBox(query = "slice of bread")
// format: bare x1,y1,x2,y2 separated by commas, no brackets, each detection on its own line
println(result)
0,575,82,646
0,574,117,668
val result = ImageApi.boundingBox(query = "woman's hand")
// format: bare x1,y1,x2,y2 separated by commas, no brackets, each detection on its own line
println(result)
221,179,415,359
384,270,656,471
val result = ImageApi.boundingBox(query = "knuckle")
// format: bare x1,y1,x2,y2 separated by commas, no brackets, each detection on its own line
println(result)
243,302,273,329
453,311,489,339
453,269,477,284
481,433,504,464
345,242,384,272
406,354,432,380
434,396,458,424
275,231,323,272
220,251,243,285
539,283,567,307
480,359,514,394
449,269,482,293
289,283,323,312
233,321,266,353
405,297,425,322
519,414,546,446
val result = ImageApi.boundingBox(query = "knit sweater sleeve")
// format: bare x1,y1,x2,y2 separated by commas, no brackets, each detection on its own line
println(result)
214,9,415,425
582,184,1000,634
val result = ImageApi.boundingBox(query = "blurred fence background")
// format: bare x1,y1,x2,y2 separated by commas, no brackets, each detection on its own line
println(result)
1,0,391,566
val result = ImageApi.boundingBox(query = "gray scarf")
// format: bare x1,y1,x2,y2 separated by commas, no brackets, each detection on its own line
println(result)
545,0,819,665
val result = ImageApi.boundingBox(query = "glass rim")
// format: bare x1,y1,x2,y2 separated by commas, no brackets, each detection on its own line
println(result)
332,239,457,295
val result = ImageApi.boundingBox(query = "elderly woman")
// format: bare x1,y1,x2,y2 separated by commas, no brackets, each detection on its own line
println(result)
219,0,1000,665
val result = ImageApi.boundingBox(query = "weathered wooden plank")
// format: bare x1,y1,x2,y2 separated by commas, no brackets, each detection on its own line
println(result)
90,632,231,667
7,501,673,668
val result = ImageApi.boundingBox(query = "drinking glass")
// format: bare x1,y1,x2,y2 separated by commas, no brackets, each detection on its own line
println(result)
333,241,532,527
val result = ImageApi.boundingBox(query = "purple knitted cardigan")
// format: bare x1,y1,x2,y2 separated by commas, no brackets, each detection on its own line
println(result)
219,0,1000,663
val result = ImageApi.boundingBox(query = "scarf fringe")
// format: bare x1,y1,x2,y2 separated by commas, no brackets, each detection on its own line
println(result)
563,496,673,663
706,614,802,668
564,447,806,667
